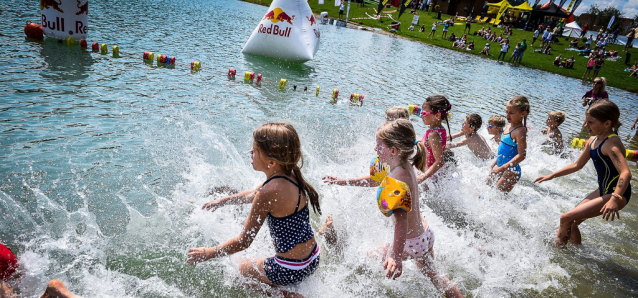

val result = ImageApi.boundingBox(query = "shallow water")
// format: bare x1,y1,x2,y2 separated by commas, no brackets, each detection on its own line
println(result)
1,0,637,297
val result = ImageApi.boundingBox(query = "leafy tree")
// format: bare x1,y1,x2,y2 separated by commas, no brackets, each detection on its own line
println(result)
598,6,624,28
585,4,600,25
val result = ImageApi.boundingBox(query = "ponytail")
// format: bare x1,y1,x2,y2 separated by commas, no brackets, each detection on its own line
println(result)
412,141,427,172
292,164,321,215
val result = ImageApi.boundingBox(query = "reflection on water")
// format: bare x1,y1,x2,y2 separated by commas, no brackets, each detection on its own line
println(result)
1,0,637,297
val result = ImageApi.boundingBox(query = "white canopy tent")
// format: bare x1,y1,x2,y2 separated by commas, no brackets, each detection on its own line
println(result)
564,21,582,37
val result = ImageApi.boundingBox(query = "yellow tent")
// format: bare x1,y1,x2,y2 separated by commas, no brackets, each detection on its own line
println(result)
511,2,532,12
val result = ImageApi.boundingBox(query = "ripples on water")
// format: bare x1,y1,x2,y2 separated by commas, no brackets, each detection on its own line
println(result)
1,0,637,297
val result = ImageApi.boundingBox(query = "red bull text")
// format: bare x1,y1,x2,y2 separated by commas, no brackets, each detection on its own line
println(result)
258,24,291,37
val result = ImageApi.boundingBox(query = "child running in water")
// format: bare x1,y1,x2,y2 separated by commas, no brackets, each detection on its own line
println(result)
385,106,410,122
447,114,494,160
487,115,506,145
324,120,464,298
541,111,566,154
417,95,453,184
535,101,631,246
487,96,530,192
187,123,321,298
323,108,410,187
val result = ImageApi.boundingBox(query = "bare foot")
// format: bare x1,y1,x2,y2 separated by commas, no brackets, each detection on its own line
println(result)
40,280,79,298
318,216,337,245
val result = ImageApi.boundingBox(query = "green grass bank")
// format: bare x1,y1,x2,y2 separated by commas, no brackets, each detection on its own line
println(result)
242,0,638,93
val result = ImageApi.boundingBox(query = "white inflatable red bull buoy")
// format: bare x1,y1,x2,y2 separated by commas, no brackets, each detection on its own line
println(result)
242,0,320,62
40,0,88,40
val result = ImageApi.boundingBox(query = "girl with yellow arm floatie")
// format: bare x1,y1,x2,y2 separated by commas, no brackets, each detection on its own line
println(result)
323,120,464,298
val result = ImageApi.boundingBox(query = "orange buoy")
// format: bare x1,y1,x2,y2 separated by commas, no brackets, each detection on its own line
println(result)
24,20,43,40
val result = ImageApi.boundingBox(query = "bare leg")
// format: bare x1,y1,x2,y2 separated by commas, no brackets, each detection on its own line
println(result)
40,280,79,298
415,249,464,298
496,169,520,193
555,191,627,246
238,258,304,298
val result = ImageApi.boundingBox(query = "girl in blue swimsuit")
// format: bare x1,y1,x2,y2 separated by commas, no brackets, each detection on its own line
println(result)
488,96,530,192
187,123,321,297
535,101,632,246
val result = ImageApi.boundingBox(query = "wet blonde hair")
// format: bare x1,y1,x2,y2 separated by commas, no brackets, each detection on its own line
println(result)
549,111,566,125
385,107,410,121
376,119,427,172
506,95,531,126
488,115,506,128
253,123,321,215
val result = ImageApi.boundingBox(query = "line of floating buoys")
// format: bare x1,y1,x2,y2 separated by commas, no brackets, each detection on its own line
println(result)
30,34,369,104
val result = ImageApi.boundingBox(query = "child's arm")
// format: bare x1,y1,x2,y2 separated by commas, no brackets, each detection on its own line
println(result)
447,137,469,149
534,138,593,183
188,188,271,264
600,138,633,221
450,131,464,140
322,175,379,187
202,187,259,212
631,116,638,130
417,132,445,183
384,209,407,280
491,129,527,175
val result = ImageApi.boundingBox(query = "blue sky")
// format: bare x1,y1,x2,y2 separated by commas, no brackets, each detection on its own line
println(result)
575,0,638,17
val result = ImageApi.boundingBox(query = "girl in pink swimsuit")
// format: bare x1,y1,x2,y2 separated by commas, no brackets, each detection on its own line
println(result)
417,95,453,184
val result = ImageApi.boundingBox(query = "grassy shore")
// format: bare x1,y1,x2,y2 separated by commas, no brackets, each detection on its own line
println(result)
242,0,638,93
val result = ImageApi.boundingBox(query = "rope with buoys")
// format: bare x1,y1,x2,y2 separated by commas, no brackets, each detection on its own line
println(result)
24,31,369,106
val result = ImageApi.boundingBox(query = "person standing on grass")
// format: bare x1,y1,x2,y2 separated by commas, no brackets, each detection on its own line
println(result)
441,18,451,39
339,0,345,20
532,28,540,47
624,30,635,52
516,39,527,64
428,21,437,38
497,39,509,62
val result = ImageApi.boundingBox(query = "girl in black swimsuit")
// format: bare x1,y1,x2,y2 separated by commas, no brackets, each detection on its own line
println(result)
535,101,632,246
187,123,322,297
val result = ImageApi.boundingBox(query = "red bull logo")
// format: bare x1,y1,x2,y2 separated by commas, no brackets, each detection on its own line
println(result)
259,8,295,37
306,15,317,26
262,8,295,25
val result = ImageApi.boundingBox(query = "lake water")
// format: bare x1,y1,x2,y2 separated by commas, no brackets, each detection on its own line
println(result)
1,0,637,297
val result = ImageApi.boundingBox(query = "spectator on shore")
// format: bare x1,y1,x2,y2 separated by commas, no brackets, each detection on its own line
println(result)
427,21,437,38
339,1,345,20
624,29,635,52
464,18,472,35
565,56,575,68
532,27,540,47
480,43,490,55
592,54,605,78
420,25,425,32
582,77,608,107
509,42,521,63
441,18,451,39
517,39,527,63
497,39,510,62
448,32,457,41
580,24,588,37
553,54,562,66
583,54,596,79
569,38,579,47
